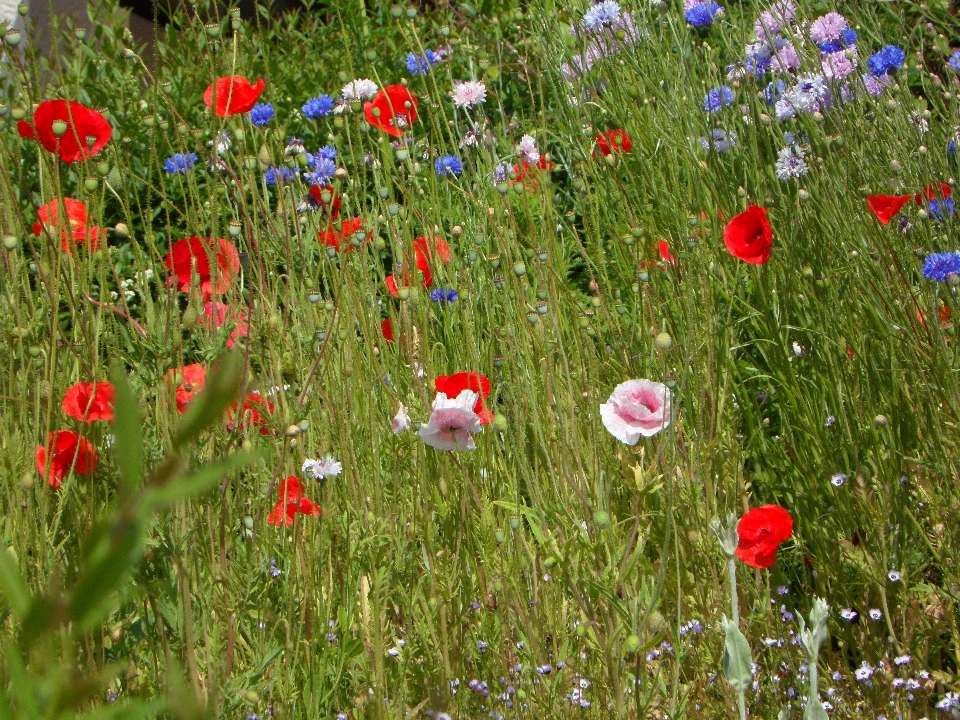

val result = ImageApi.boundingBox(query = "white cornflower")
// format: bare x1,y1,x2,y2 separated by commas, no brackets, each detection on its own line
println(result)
775,145,809,181
302,456,343,479
341,79,378,101
868,608,883,620
839,608,857,621
452,80,487,109
830,472,847,487
792,341,803,357
888,569,902,582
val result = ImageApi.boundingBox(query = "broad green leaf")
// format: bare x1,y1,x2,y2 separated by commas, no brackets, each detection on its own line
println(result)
141,450,256,512
172,351,245,450
0,548,30,620
110,362,144,495
804,697,829,720
721,617,754,692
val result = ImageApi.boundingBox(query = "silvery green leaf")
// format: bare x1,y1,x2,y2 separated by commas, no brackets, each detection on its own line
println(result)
804,697,829,720
721,616,754,692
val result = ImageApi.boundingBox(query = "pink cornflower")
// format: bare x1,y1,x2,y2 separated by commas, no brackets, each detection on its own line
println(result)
770,44,801,72
452,81,487,109
822,51,855,80
810,12,848,44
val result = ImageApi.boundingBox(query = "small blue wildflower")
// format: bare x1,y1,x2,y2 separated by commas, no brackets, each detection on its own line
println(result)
249,102,274,127
703,85,735,112
949,51,960,73
764,79,786,105
949,139,956,154
268,558,281,578
684,1,723,28
582,0,621,31
492,164,510,183
302,94,334,119
163,152,199,174
867,45,905,77
435,154,463,177
431,288,458,303
817,29,857,54
406,48,438,75
264,166,299,185
927,197,958,221
922,251,960,282
315,145,337,161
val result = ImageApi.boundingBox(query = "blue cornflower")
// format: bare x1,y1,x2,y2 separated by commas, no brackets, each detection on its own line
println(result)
406,49,438,75
684,1,723,28
302,94,334,119
928,197,958,221
949,138,956,154
817,29,857,54
764,79,786,105
867,45,905,77
315,145,337,161
703,85,735,112
431,288,458,303
249,102,274,126
435,154,463,177
582,0,621,31
949,51,960,73
305,155,336,185
264,166,299,185
922,251,960,281
163,152,199,174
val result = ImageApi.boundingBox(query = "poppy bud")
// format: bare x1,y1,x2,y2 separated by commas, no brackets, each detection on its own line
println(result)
440,25,450,36
625,635,641,654
107,167,122,187
593,510,611,529
655,331,672,351
394,148,408,162
451,225,462,238
2,235,18,250
182,306,199,328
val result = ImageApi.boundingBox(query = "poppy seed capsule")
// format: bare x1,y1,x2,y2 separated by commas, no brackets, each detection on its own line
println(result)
83,177,99,192
2,235,18,250
51,119,68,137
10,107,25,120
509,517,520,530
4,29,22,47
655,331,672,351
17,2,28,15
285,424,300,437
335,167,348,180
513,261,526,276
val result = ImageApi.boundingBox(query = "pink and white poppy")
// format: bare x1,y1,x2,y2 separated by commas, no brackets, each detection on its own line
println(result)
418,390,482,451
599,379,672,444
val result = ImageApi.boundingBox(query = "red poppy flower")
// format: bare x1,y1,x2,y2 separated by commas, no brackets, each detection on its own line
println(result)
435,372,494,424
167,363,206,414
18,99,111,163
36,430,98,489
658,240,675,264
915,182,951,205
165,237,241,300
267,476,321,526
205,302,249,349
381,318,395,343
227,392,275,435
319,218,370,253
62,382,114,423
511,156,554,191
916,303,952,328
32,198,104,252
735,504,793,569
867,194,911,225
308,184,341,220
203,75,266,117
724,205,773,265
363,85,418,138
414,236,450,287
594,129,632,157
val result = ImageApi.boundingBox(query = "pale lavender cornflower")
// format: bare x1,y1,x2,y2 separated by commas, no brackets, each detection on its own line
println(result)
862,72,891,98
755,1,795,38
777,585,789,595
839,608,858,621
822,51,855,80
810,12,848,44
894,655,912,666
582,0,621,31
868,608,882,620
830,473,847,487
854,662,874,682
888,569,902,582
770,44,801,72
700,128,735,152
452,81,487,108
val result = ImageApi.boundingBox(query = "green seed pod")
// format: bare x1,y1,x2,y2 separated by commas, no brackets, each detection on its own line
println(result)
493,414,507,431
655,331,672,351
51,119,68,137
10,107,26,120
625,634,641,653
83,177,99,192
593,510,611,529
509,517,520,530
494,531,505,544
182,306,199,328
2,235,18,250
390,5,403,17
4,29,22,47
512,261,526,276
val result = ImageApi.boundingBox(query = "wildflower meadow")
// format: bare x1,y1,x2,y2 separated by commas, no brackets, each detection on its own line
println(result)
0,0,959,717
